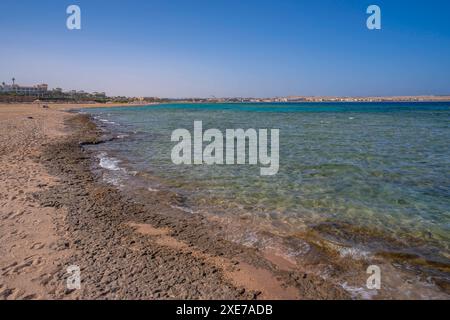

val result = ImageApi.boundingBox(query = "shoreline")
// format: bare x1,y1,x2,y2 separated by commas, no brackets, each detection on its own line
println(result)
75,104,450,299
1,103,448,299
0,103,349,299
86,103,450,297
2,100,450,109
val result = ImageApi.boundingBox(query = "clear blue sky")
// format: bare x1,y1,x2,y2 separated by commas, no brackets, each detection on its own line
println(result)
1,0,449,97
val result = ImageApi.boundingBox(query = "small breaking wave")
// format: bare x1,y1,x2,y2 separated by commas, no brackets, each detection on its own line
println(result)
99,119,117,125
97,152,121,171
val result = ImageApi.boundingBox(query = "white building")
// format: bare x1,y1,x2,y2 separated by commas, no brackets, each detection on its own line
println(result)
0,83,48,95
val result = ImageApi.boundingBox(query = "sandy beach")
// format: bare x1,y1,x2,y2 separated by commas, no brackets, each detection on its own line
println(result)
0,103,351,300
2,1,450,306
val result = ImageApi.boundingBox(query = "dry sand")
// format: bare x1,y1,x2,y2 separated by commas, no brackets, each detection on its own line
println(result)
0,104,73,299
0,103,348,300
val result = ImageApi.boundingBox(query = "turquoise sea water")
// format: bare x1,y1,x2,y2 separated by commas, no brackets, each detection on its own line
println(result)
85,102,450,275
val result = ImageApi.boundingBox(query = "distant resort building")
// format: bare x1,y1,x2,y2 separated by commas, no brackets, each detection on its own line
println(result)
0,81,48,96
0,80,107,100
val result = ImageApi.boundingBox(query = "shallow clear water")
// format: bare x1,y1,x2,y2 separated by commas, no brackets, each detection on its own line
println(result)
86,102,450,267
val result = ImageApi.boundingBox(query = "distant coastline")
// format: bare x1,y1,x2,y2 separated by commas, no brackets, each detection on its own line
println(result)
1,81,450,104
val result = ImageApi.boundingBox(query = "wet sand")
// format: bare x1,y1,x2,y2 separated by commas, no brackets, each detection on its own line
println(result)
0,103,349,300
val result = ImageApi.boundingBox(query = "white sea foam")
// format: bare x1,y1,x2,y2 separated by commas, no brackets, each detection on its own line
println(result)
339,247,370,260
103,175,121,186
341,282,378,300
99,119,117,125
97,152,121,171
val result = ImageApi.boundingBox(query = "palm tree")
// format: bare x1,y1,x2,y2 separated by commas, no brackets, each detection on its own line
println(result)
12,78,15,85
